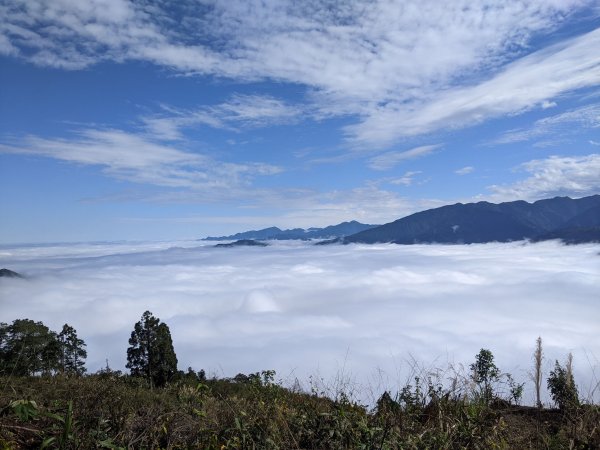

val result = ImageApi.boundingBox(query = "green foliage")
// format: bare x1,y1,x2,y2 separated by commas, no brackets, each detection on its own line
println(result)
58,324,87,376
1,369,598,449
0,319,60,376
470,348,501,402
126,311,178,388
9,399,39,421
0,320,86,378
41,400,75,450
1,321,597,449
506,373,524,406
548,360,579,410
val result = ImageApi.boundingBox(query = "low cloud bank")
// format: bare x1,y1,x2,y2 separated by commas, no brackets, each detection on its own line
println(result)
1,240,598,404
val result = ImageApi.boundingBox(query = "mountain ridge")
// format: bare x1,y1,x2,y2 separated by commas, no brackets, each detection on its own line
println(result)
342,195,600,244
202,220,378,241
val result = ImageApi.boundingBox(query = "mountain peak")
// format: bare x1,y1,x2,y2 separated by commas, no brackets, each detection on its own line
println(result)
343,194,600,245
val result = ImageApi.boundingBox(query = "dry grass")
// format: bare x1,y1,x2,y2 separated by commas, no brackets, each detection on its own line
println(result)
1,371,598,450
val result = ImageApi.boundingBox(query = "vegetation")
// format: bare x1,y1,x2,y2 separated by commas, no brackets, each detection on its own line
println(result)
126,311,178,388
548,355,580,412
1,318,599,449
0,320,86,377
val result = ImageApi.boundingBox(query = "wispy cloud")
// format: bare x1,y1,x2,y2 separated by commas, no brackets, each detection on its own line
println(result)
389,171,423,186
347,28,600,146
368,145,440,171
0,129,282,191
2,0,598,147
1,240,598,403
488,154,600,201
493,104,600,145
0,124,426,225
455,166,474,175
143,95,304,140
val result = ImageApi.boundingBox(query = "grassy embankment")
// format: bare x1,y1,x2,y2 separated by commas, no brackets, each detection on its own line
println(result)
1,367,599,449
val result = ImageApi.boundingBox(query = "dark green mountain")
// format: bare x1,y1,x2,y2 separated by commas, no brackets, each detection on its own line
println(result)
0,268,23,278
204,220,377,241
343,195,600,244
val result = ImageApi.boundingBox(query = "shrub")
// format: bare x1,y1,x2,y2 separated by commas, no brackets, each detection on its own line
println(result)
548,358,579,411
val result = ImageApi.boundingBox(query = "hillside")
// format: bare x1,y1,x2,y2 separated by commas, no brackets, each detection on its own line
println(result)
0,268,23,278
1,367,598,449
203,220,378,241
344,195,600,244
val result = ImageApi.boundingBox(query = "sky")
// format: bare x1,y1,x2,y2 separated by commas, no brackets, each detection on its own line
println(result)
1,240,599,404
1,1,600,242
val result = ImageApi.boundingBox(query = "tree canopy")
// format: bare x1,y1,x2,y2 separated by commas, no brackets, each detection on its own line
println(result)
58,324,87,376
126,311,178,387
0,320,86,376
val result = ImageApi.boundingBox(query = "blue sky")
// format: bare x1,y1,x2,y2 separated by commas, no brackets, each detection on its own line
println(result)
1,0,599,243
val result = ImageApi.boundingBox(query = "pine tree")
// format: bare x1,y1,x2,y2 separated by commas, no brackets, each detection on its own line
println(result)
153,322,178,387
126,311,178,387
58,324,87,375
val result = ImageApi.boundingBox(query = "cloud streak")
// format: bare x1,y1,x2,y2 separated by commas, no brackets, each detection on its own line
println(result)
2,0,598,147
347,27,600,146
455,166,474,175
1,240,598,403
143,95,304,141
0,128,282,191
368,145,440,170
493,104,600,145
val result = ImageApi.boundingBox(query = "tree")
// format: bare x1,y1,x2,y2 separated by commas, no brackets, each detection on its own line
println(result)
58,324,87,375
547,356,579,410
126,311,178,387
0,319,60,376
470,348,500,402
152,322,178,387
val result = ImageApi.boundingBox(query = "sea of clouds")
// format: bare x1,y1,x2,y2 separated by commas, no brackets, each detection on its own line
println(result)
1,240,598,404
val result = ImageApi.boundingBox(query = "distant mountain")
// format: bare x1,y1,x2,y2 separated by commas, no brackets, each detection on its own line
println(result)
0,268,23,278
203,220,378,241
215,239,269,248
342,195,600,245
532,227,600,244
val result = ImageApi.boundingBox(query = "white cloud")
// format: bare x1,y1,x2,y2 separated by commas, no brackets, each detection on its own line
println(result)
389,171,422,186
368,145,440,170
1,240,598,404
2,0,598,147
0,126,427,225
0,129,282,191
493,104,600,145
347,28,600,146
455,166,474,175
590,140,600,146
143,95,303,140
237,184,425,229
488,154,600,201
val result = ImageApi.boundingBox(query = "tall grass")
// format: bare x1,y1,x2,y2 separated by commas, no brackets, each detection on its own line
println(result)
1,365,598,449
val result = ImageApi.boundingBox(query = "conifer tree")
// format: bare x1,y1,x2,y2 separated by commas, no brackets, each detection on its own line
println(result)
126,311,178,387
58,324,87,375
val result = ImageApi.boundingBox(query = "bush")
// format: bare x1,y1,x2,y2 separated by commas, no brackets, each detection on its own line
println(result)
548,359,579,411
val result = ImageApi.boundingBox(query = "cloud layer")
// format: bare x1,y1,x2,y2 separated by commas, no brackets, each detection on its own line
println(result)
1,240,598,404
2,0,598,147
488,154,600,200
